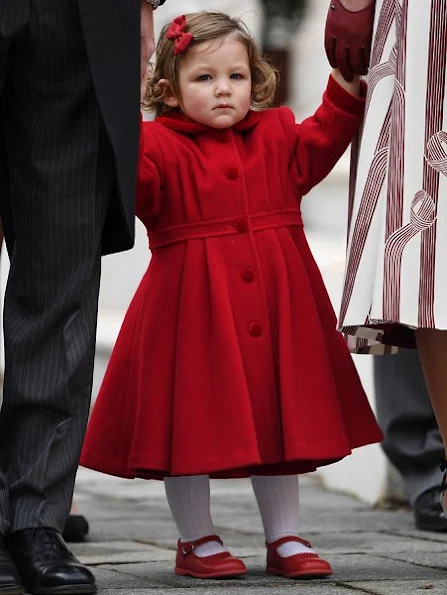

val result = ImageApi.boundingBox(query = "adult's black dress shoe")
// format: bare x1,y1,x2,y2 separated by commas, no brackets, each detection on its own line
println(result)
414,487,447,532
62,516,89,544
0,535,24,594
6,528,96,594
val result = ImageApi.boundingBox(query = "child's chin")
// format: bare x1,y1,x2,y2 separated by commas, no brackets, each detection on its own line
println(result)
210,114,244,129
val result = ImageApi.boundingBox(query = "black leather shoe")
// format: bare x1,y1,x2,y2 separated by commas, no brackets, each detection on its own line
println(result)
62,516,89,544
0,535,24,594
6,528,96,594
414,487,447,532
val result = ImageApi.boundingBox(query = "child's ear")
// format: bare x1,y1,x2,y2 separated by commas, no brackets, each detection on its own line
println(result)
158,79,180,108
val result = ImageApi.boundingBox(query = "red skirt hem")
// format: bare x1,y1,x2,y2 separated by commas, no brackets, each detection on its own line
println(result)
80,430,382,480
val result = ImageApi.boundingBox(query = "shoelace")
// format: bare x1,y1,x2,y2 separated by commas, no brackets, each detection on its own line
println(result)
29,529,69,557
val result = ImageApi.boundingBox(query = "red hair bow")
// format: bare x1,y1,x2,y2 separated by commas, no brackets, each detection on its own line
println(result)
166,15,194,55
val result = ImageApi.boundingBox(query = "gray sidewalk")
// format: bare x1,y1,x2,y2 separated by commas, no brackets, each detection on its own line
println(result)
72,467,447,595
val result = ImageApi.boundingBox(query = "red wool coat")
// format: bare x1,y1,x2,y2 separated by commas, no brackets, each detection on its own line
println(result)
81,75,383,480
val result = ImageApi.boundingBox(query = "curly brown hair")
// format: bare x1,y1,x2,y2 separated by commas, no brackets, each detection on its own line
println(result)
142,11,277,116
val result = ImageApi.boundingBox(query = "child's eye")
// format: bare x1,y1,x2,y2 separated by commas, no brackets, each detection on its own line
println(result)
230,73,244,80
197,74,212,82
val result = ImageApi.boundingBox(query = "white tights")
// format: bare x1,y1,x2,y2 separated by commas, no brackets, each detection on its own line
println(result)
164,475,314,558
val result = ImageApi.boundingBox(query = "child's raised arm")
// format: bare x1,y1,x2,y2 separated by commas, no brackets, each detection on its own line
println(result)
283,73,365,196
331,69,360,97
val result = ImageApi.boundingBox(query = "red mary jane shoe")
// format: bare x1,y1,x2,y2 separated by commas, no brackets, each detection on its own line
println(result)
266,536,332,579
175,534,247,579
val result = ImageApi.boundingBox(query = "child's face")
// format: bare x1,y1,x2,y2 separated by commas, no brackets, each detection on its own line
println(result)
164,34,252,129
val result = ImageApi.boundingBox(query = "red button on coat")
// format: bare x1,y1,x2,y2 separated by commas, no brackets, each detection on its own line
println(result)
226,167,240,180
234,218,248,232
241,269,256,283
248,322,263,337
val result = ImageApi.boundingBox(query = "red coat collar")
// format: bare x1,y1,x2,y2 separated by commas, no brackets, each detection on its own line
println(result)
156,110,260,134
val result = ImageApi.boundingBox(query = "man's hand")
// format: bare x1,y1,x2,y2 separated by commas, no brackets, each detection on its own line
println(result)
324,0,376,82
141,1,156,100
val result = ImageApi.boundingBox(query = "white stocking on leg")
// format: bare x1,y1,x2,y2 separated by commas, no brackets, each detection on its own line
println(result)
251,475,315,558
164,475,227,557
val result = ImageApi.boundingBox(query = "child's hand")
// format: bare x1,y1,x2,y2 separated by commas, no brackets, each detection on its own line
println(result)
331,68,361,97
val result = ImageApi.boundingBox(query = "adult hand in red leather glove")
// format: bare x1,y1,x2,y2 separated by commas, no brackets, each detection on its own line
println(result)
325,0,376,82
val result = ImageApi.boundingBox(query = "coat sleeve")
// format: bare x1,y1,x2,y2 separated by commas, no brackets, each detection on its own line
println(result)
280,75,366,196
136,118,162,225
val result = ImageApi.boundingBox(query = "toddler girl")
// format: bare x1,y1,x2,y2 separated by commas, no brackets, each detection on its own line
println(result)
81,11,382,580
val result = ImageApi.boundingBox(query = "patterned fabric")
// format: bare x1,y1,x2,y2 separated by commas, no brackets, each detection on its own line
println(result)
338,0,447,354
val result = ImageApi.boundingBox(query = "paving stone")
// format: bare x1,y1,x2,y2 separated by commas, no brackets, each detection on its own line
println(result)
312,532,447,555
72,468,447,593
388,529,447,544
328,553,447,581
91,566,162,589
99,559,349,589
98,587,357,595
374,551,447,571
72,541,175,565
350,580,447,594
85,513,179,543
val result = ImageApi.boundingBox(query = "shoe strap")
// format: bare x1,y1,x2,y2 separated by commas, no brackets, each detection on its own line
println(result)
180,534,223,555
266,535,312,550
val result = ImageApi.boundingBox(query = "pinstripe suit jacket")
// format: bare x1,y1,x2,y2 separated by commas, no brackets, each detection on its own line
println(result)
76,0,166,255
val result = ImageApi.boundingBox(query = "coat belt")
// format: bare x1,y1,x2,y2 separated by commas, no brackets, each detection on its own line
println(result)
148,208,303,250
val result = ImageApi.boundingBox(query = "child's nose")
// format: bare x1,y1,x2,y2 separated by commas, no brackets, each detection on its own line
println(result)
215,82,231,96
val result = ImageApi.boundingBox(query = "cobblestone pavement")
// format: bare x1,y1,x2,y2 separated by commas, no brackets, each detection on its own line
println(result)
71,467,447,594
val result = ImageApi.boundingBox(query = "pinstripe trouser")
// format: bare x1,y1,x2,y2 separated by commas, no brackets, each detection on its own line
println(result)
0,0,114,533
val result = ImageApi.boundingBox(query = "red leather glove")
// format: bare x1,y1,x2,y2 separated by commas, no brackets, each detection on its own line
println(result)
324,0,376,82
